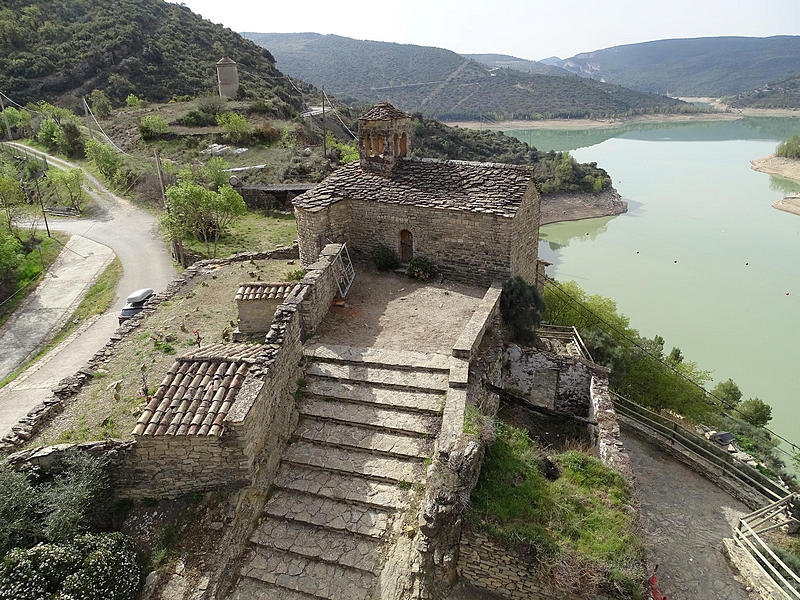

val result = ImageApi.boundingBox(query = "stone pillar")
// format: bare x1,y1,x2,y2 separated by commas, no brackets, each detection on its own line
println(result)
216,57,239,98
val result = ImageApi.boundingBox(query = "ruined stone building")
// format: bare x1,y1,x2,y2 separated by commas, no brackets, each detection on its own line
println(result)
293,103,545,287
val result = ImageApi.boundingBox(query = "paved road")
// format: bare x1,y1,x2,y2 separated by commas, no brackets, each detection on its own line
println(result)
623,430,754,600
0,235,114,380
0,143,175,439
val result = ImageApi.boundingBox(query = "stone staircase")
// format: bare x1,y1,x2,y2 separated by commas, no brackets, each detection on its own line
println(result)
229,344,450,600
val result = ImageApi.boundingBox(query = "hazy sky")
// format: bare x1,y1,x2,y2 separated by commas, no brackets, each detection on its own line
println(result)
175,0,799,60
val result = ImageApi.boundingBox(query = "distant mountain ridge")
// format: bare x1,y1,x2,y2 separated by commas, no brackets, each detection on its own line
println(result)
243,32,695,121
0,0,302,112
553,36,800,96
462,54,571,77
726,75,800,109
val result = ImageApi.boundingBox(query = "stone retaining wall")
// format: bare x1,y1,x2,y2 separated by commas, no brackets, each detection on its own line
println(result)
113,244,341,499
589,374,634,483
458,529,579,600
0,246,299,454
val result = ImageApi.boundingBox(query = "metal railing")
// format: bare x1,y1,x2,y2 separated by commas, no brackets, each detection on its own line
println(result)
538,323,594,362
610,392,790,504
733,494,800,599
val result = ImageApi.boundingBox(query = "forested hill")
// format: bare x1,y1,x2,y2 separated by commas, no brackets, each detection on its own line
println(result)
726,75,800,109
243,32,696,121
464,54,571,77
0,0,303,112
555,36,800,97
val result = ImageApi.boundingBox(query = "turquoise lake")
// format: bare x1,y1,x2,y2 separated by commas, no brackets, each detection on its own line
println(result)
505,117,800,455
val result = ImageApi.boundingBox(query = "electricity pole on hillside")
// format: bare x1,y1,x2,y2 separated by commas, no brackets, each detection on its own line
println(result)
0,93,11,141
321,87,327,159
82,97,94,140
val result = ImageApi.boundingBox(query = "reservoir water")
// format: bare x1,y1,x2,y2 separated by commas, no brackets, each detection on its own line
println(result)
506,117,800,454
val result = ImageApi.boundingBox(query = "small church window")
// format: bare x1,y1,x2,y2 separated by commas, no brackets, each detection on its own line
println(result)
376,135,384,157
365,133,372,157
393,133,399,156
399,133,408,156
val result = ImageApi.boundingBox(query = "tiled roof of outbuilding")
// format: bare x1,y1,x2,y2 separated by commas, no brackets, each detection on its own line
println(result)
359,102,412,121
133,343,264,437
235,282,296,302
293,158,535,217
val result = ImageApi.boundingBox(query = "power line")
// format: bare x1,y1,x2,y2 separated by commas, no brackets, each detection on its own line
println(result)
543,277,799,457
82,98,134,157
321,90,356,139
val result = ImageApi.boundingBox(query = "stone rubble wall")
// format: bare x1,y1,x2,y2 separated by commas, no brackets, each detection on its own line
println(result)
588,374,634,483
6,440,133,473
0,246,299,454
509,184,541,284
457,529,580,600
498,344,595,416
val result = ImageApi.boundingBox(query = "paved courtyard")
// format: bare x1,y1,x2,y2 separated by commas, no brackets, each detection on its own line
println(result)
312,269,485,354
623,430,755,600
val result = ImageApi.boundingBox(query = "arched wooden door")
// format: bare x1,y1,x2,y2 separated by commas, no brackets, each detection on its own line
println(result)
400,230,413,262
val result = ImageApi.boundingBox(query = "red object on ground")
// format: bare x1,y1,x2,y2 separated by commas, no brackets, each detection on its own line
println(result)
650,573,668,600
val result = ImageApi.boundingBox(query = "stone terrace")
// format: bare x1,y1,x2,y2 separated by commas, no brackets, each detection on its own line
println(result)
309,269,485,355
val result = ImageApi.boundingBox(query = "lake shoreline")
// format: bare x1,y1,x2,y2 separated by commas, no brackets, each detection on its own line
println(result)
772,196,800,217
542,188,627,225
751,153,800,184
446,107,800,132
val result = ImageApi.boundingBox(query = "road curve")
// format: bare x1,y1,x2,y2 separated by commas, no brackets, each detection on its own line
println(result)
0,142,175,439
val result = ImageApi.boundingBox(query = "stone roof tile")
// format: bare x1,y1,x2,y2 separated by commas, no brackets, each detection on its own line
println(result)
235,282,297,302
293,158,534,217
359,102,412,121
132,343,265,437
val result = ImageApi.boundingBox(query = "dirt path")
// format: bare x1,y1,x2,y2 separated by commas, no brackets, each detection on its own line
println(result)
0,143,174,440
622,431,754,600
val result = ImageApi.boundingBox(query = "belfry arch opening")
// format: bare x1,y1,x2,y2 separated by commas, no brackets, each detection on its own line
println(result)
400,230,413,262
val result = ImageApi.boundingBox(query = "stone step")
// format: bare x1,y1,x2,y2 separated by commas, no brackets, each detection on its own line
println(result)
306,378,444,414
228,577,321,600
275,463,414,510
303,343,451,372
250,516,384,574
283,441,427,484
295,416,434,459
265,488,392,539
306,362,449,392
240,545,376,600
298,396,440,437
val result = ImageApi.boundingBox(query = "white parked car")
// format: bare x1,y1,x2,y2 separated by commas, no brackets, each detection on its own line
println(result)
118,288,154,325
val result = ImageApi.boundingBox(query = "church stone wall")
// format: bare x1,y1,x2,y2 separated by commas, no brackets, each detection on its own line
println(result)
510,182,541,283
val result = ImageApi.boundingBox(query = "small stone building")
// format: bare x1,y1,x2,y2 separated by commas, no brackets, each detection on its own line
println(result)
293,102,543,287
233,282,294,340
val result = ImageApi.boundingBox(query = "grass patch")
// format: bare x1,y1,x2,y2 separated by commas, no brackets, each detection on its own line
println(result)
0,257,122,390
0,230,69,327
181,210,297,259
466,421,645,598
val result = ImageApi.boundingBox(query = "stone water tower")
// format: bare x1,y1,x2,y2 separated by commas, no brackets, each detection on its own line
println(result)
216,57,239,98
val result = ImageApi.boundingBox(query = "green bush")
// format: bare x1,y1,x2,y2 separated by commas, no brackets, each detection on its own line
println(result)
124,94,142,108
736,397,773,427
371,244,399,271
406,255,435,280
196,96,227,116
0,533,139,600
286,268,308,281
138,115,170,140
500,275,544,344
88,90,112,118
176,110,216,127
216,112,252,144
776,135,800,159
85,140,122,179
254,121,281,144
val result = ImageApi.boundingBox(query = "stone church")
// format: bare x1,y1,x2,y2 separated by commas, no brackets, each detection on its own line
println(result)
293,102,543,287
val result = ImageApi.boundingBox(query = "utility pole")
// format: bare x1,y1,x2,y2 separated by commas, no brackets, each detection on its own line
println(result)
33,174,51,238
0,93,12,141
82,97,94,140
321,87,327,159
154,150,167,210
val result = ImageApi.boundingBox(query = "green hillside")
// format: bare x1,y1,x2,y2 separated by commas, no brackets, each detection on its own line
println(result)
243,32,696,121
556,36,800,96
464,53,571,77
0,0,303,113
726,75,800,109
